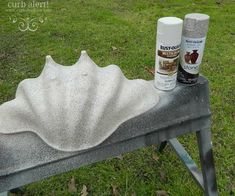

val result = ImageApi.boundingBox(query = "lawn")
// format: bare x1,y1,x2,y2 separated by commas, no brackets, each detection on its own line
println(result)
0,0,234,195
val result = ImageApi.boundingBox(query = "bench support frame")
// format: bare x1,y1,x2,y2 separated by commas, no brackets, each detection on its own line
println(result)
158,128,218,196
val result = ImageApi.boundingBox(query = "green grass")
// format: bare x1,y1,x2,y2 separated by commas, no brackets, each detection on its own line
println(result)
0,0,235,195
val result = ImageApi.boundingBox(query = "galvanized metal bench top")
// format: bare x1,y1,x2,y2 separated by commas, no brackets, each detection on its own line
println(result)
0,76,218,196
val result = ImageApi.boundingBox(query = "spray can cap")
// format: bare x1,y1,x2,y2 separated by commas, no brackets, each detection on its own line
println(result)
157,17,183,45
183,13,209,38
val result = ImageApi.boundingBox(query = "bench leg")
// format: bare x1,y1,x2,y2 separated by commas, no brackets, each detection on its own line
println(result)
0,192,8,196
157,141,168,153
197,128,218,196
168,138,204,189
165,128,218,195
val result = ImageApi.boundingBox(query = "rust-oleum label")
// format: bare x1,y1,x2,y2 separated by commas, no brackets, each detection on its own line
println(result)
154,43,180,90
180,36,206,74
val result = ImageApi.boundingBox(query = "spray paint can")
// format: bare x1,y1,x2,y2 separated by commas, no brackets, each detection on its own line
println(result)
177,13,210,84
154,17,183,91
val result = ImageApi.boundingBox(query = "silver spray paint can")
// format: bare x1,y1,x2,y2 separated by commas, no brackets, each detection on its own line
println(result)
177,13,209,84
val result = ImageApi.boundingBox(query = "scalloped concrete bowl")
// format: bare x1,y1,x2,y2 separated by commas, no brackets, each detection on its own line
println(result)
0,51,160,152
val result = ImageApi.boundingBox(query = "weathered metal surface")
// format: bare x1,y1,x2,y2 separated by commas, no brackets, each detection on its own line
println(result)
0,76,217,195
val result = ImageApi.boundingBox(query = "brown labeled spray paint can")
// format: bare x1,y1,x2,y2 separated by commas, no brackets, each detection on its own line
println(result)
154,17,183,90
177,13,209,84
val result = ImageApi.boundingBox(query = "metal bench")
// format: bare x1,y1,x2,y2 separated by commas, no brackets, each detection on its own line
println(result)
0,76,218,196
